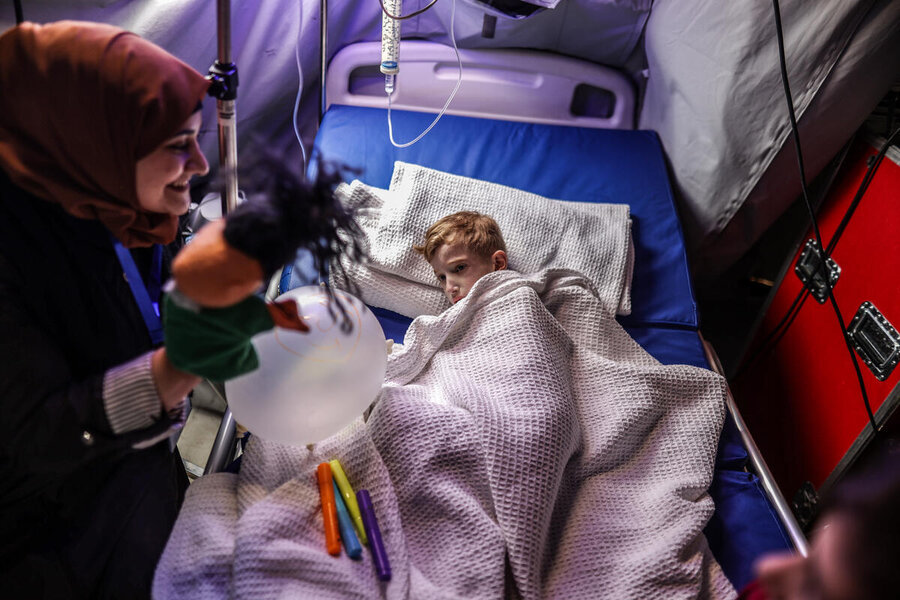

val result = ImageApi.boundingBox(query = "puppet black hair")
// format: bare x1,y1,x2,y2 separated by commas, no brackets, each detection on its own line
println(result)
221,153,367,331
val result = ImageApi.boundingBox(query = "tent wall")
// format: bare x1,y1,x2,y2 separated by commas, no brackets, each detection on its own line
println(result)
0,0,650,185
640,0,900,279
1,0,896,275
1,1,311,171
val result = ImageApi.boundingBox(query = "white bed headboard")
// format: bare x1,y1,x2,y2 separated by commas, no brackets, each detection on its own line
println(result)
326,41,635,130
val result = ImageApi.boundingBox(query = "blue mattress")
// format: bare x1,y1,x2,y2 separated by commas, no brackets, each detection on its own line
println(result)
314,105,697,329
299,104,791,590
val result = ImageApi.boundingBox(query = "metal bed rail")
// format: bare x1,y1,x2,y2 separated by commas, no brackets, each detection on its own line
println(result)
699,332,809,557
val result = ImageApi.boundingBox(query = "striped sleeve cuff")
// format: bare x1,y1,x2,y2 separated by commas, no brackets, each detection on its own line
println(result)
102,351,163,435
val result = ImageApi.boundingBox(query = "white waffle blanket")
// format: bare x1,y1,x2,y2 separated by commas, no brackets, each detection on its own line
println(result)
330,162,634,319
154,269,736,599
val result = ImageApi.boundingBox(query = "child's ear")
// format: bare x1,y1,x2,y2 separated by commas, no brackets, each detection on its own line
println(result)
492,250,508,271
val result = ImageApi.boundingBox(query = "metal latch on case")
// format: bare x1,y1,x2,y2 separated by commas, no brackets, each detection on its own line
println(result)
794,239,840,304
847,301,900,381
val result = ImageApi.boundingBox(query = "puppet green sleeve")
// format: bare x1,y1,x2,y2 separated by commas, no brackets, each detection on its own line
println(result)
162,292,275,382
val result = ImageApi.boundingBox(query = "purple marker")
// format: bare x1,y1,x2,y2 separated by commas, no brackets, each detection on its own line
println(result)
357,490,391,582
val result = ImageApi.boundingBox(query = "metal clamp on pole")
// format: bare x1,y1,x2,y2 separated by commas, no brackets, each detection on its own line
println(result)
207,61,239,101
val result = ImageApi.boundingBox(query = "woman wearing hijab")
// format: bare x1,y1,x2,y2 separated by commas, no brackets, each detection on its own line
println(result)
0,21,210,598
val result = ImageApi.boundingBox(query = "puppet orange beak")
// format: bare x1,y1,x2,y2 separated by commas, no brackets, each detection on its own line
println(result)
266,298,310,333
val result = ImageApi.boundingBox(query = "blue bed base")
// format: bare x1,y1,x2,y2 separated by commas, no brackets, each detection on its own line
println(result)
293,104,792,590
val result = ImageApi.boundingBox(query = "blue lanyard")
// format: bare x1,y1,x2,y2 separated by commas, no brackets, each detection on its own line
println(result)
111,237,164,345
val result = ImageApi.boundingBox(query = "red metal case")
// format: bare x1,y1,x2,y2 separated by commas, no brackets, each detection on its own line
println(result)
732,137,900,508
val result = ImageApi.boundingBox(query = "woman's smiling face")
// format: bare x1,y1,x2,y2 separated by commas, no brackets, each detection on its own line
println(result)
134,111,208,216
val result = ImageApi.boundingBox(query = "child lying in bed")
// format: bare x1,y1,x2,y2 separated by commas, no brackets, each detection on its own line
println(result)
413,211,508,304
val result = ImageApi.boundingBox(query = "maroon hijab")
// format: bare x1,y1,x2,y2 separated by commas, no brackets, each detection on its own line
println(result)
0,21,210,247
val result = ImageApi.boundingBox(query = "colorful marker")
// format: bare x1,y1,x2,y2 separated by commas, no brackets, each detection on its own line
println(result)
333,481,362,559
357,490,391,581
316,463,341,556
329,459,368,545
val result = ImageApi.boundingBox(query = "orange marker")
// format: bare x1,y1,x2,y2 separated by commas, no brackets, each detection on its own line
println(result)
317,462,341,556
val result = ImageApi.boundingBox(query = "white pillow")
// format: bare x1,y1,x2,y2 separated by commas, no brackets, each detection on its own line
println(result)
331,162,633,318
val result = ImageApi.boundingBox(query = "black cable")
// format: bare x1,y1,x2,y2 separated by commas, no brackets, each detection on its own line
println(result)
734,280,809,382
735,290,811,378
379,0,441,20
13,0,23,24
734,127,897,381
825,127,898,255
828,290,878,427
771,0,877,434
732,137,854,380
734,122,895,384
772,1,822,247
736,25,854,379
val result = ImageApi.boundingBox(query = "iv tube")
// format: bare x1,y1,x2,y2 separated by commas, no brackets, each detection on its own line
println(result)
387,0,462,148
292,0,308,172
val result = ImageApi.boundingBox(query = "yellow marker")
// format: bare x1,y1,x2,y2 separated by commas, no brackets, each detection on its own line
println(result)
329,459,368,545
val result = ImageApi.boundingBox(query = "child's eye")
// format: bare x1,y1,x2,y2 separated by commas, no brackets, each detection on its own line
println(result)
437,274,446,282
454,264,465,272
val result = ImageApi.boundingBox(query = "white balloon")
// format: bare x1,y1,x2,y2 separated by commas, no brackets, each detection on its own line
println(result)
225,286,387,446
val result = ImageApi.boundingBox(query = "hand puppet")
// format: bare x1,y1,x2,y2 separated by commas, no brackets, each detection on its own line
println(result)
163,162,364,382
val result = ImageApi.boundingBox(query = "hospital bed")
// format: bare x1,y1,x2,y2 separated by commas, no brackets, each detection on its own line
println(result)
305,41,799,592
190,40,803,595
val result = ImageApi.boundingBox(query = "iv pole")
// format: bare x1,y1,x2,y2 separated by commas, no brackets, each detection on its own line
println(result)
203,0,240,475
209,0,240,215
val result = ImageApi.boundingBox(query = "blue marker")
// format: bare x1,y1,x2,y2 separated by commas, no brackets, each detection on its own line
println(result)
358,490,391,581
333,481,362,559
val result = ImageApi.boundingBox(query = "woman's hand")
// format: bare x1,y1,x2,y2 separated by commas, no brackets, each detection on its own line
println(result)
161,293,283,382
151,347,201,412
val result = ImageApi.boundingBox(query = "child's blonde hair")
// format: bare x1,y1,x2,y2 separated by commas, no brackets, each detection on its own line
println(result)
413,211,507,262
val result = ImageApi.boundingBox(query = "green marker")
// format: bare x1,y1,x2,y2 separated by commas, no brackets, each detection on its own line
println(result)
329,459,368,545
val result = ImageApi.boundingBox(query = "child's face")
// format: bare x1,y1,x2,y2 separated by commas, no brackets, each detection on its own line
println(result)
429,242,506,304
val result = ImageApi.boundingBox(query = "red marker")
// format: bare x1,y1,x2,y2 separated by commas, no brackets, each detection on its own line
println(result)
317,462,341,556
